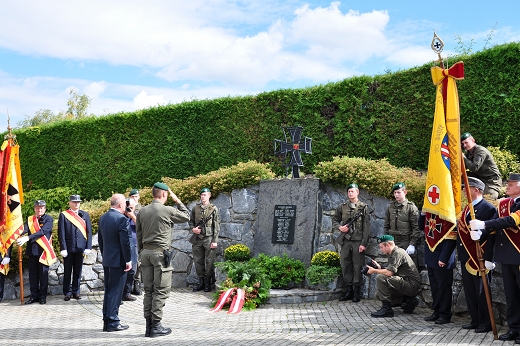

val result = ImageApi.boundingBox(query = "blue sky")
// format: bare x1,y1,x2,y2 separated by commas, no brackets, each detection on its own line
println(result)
1,0,519,130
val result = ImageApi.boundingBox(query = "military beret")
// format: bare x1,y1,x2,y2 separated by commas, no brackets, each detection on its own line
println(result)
34,200,46,207
347,183,359,190
461,132,472,141
129,188,139,196
69,194,82,202
153,182,169,191
378,234,394,243
465,177,485,191
392,182,406,192
508,173,520,182
200,187,211,194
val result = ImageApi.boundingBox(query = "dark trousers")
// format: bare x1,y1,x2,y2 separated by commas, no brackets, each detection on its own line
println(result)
63,252,84,295
502,263,520,332
461,264,491,328
340,240,364,286
28,255,49,300
428,267,453,320
0,273,5,301
103,266,126,328
192,237,216,278
123,246,138,295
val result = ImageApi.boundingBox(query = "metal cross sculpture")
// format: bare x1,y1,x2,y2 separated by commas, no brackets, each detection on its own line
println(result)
274,126,312,178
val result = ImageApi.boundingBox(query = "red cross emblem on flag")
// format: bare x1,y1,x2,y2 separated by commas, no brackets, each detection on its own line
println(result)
427,185,440,205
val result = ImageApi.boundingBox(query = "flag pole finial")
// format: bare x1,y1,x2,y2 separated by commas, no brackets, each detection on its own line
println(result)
431,31,445,67
4,111,16,140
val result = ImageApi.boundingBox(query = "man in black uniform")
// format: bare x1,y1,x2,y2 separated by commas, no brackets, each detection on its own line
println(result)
58,194,93,301
471,173,520,342
16,200,56,304
0,247,12,302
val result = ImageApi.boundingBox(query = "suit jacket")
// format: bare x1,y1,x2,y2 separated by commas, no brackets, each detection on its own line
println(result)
58,209,93,253
485,198,520,264
420,214,457,269
22,214,54,257
98,209,132,268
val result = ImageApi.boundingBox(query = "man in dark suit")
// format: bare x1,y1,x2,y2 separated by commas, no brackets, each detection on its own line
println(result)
16,200,56,305
0,247,12,302
98,194,133,332
457,177,496,333
58,194,93,301
471,173,520,342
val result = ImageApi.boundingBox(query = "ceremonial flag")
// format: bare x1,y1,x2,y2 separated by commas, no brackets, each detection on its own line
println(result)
0,139,24,275
423,62,464,251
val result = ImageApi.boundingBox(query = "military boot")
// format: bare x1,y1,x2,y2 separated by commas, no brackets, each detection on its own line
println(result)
371,301,394,318
145,317,152,337
338,286,353,301
132,281,142,296
204,277,212,292
193,277,205,292
352,286,361,303
150,321,172,338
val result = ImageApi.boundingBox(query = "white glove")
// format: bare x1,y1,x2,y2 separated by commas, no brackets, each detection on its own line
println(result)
485,261,495,270
61,250,68,258
469,219,485,231
83,249,91,255
470,230,482,241
406,245,415,255
16,236,29,246
1,257,10,265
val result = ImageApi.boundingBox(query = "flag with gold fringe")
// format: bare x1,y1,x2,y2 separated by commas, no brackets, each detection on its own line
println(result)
0,138,24,275
423,62,464,251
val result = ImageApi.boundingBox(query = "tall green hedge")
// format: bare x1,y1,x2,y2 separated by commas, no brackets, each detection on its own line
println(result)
11,43,520,199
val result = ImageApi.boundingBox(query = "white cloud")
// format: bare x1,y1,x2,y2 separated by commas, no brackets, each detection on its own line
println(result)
133,91,168,110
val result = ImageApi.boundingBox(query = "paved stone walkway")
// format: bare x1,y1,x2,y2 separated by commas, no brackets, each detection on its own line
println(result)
0,289,511,345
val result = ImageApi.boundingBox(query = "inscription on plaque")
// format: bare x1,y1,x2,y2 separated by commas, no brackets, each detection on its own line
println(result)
272,205,296,244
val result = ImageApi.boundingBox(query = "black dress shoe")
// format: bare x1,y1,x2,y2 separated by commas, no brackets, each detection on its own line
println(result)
39,299,46,305
461,324,477,329
72,294,81,300
424,314,439,322
106,324,129,332
122,294,136,301
24,298,39,305
435,318,451,325
499,330,519,341
515,337,520,344
475,326,491,333
64,295,72,301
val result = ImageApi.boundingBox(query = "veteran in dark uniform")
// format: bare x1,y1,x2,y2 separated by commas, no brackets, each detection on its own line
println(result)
384,182,421,267
58,194,93,301
0,245,12,302
461,132,502,199
422,212,457,325
367,235,421,318
189,187,220,292
16,200,56,304
457,177,496,333
332,183,370,302
136,182,190,338
471,173,520,342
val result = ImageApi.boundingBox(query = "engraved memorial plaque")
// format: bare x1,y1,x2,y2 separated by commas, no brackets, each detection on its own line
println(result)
272,205,296,244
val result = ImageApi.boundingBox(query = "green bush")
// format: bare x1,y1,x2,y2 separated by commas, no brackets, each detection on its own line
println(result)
488,146,520,179
311,250,340,268
21,186,77,220
224,244,251,262
250,253,305,289
306,265,341,285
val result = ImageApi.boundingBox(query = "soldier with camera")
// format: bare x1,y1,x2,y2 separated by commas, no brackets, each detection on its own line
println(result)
332,183,370,302
367,234,421,318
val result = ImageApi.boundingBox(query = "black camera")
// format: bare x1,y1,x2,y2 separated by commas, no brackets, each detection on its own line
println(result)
125,199,132,213
361,259,378,275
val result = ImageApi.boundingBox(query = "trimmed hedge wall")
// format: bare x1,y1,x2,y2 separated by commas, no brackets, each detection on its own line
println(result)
12,43,520,199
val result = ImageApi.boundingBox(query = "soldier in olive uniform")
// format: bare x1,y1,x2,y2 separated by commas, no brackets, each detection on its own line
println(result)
384,182,421,267
189,187,220,292
136,182,190,338
332,183,370,302
461,132,502,199
367,235,421,318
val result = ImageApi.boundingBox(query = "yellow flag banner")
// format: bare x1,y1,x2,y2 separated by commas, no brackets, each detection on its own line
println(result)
0,139,24,268
423,62,464,251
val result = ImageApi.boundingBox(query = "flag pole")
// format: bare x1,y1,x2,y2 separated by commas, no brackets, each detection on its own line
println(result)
4,116,24,305
431,32,497,339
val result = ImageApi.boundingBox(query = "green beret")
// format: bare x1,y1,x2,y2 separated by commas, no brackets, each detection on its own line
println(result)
392,182,406,192
200,187,211,194
129,188,139,196
153,182,169,191
347,183,359,190
461,132,472,141
378,234,394,243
